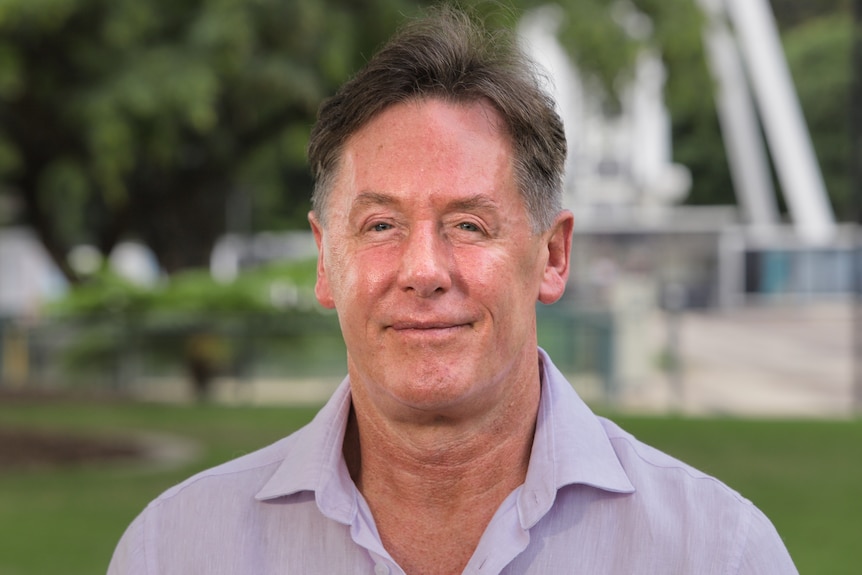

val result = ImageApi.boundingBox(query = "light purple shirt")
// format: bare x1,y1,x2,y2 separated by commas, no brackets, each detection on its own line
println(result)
108,349,797,574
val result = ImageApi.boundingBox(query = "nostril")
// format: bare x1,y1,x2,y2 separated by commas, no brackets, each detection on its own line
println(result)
399,254,451,297
395,229,450,292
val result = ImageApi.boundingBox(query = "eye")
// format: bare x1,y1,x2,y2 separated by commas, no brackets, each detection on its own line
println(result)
371,222,393,232
457,222,481,232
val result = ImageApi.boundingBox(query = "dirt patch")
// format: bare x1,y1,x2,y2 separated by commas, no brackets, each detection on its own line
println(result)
0,389,200,471
0,428,145,470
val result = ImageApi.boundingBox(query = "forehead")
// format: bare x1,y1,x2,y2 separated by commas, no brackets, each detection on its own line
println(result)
353,96,509,144
331,98,517,207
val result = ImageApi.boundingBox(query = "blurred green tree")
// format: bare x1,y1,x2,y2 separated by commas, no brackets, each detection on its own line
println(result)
783,12,853,220
0,0,414,283
2,0,848,290
631,0,732,208
47,257,326,400
770,0,850,31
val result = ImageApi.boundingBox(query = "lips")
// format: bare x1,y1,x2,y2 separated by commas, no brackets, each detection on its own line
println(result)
389,320,471,331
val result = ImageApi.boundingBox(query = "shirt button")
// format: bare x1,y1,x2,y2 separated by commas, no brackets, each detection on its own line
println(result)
374,563,389,575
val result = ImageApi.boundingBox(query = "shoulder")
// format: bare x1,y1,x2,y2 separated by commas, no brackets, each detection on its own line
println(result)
521,409,798,573
596,416,752,513
158,431,299,503
593,417,797,573
108,429,311,575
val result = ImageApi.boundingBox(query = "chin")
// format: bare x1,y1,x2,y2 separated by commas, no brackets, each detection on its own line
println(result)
388,368,493,411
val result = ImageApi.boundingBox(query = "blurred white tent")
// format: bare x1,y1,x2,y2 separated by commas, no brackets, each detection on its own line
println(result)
0,228,67,318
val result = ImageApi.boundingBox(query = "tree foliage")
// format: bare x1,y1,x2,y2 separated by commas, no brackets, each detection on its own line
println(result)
770,0,851,31
0,0,415,282
783,11,853,220
0,0,852,288
46,257,326,399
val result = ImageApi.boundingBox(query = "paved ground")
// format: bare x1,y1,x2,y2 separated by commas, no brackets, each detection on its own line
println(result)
611,301,857,418
135,301,859,418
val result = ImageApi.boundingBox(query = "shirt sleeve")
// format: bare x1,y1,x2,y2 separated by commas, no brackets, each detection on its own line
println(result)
735,505,798,575
107,511,149,575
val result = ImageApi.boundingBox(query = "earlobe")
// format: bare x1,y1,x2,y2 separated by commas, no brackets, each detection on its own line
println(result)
538,211,574,305
308,211,336,309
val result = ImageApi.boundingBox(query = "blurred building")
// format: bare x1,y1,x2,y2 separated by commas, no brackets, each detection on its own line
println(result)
519,1,848,313
519,1,853,401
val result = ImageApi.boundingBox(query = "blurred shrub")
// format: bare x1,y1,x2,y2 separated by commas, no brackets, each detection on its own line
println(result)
44,259,341,400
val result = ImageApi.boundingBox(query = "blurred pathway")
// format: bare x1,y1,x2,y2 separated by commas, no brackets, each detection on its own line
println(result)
614,301,856,418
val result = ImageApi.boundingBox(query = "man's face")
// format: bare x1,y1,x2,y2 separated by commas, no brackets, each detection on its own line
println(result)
309,98,571,420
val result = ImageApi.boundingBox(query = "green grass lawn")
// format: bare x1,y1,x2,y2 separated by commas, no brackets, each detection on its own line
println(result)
611,415,862,574
0,399,859,574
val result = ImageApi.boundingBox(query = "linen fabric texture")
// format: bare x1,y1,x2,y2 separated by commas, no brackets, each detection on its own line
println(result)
108,349,797,574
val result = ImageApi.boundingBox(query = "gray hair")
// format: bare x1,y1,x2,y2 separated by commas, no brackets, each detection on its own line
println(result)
307,6,566,232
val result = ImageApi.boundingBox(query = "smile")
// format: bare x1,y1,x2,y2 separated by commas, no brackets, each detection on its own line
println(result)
387,320,474,339
389,321,471,331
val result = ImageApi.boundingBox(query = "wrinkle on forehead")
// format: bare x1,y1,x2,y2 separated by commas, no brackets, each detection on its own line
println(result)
326,98,517,224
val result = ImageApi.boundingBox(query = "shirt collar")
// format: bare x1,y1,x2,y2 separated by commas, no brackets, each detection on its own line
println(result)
255,377,358,525
255,349,635,528
517,348,635,529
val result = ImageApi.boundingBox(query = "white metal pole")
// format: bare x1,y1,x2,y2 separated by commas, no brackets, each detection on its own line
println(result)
698,0,780,233
724,0,836,244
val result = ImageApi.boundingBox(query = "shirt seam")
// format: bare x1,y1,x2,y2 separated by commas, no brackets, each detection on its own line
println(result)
159,455,286,503
611,433,756,572
608,435,749,504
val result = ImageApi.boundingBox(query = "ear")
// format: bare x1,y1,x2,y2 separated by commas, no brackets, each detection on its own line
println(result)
308,211,336,309
538,211,574,305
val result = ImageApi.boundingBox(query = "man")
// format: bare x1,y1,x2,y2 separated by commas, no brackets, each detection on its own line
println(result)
109,7,797,574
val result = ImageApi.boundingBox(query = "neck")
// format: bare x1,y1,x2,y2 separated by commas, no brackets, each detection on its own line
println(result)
344,362,542,501
342,361,542,574
346,396,538,502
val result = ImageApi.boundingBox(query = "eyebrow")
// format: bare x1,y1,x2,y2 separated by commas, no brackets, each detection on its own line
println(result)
351,191,399,212
446,195,500,214
351,191,500,214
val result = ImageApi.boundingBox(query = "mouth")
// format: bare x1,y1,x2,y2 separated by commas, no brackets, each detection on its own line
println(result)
389,321,471,331
387,320,474,335
384,319,475,349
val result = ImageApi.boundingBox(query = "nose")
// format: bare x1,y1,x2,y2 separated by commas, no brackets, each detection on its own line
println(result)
397,223,452,297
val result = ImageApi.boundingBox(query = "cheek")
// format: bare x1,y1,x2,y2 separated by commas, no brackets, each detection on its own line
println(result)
459,248,543,307
328,247,393,308
460,262,518,310
458,246,535,287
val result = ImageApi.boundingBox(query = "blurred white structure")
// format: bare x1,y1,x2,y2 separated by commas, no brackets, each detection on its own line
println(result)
210,231,318,283
519,2,848,399
0,228,67,318
518,3,692,227
519,0,836,246
699,0,780,236
699,0,836,245
108,241,161,286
